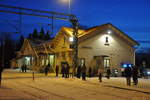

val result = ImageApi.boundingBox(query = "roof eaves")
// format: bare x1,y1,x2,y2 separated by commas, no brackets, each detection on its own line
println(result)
109,24,139,46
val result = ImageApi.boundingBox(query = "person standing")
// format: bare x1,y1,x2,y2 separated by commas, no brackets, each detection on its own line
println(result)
88,67,92,78
69,66,73,78
0,66,3,86
65,64,70,78
24,64,27,72
77,66,81,78
44,64,50,76
67,64,70,78
98,68,103,82
55,65,59,77
106,68,111,79
61,64,65,78
124,66,132,86
132,65,138,85
81,64,86,81
21,65,24,72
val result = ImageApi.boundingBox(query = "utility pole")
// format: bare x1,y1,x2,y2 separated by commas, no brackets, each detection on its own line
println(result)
0,4,79,77
69,15,79,76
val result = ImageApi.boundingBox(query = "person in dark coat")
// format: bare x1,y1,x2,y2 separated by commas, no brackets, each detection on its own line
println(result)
61,64,65,78
67,65,70,78
132,65,138,85
0,66,4,86
65,64,70,78
24,64,27,72
81,64,86,81
106,68,111,79
55,65,59,77
21,65,24,72
44,64,50,76
124,66,132,86
98,68,103,82
88,67,92,78
77,66,81,78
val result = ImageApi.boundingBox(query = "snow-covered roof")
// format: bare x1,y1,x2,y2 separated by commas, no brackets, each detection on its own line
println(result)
56,23,139,46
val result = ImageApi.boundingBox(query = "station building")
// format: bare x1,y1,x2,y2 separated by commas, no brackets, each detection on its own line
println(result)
14,23,139,76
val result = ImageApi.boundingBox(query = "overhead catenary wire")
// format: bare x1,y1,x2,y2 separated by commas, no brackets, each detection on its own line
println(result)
0,4,79,75
0,10,69,21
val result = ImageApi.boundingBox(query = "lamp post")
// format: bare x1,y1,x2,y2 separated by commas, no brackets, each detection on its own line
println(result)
61,0,71,14
68,0,71,14
69,15,79,77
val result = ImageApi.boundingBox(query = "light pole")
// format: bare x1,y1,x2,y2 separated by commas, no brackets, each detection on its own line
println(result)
69,15,79,77
68,0,71,14
60,0,71,14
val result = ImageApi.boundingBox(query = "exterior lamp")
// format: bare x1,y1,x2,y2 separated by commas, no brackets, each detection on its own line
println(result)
69,36,75,49
60,0,71,14
107,30,112,34
69,36,74,42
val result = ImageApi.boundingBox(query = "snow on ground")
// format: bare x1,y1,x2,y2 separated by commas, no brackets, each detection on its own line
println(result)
0,69,150,100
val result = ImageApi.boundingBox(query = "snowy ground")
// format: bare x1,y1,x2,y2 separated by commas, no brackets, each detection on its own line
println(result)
0,69,150,100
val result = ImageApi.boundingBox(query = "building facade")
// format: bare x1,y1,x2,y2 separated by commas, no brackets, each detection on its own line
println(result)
15,23,139,76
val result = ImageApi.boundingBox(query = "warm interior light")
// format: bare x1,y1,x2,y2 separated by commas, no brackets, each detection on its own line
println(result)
25,57,30,61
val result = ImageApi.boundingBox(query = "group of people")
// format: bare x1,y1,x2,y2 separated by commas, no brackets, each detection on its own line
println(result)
43,63,138,86
61,64,70,78
76,64,87,80
76,65,111,81
44,63,70,78
124,65,139,86
21,64,27,72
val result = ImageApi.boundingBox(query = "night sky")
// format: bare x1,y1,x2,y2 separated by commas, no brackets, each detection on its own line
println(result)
0,0,150,47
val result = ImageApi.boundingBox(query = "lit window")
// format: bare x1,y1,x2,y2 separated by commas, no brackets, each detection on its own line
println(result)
104,57,110,68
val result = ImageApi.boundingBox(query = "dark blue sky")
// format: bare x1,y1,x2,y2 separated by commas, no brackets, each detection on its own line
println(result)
0,0,150,47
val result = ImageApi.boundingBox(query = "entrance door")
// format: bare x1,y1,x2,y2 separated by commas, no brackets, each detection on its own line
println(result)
94,56,103,69
93,56,109,74
93,56,103,75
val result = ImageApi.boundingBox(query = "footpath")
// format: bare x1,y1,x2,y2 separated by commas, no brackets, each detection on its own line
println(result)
0,85,35,100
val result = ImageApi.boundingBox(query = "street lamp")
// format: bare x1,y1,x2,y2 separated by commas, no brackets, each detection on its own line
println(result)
60,0,71,14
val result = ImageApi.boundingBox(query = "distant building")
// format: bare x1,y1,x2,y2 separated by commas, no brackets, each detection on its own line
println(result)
14,23,139,76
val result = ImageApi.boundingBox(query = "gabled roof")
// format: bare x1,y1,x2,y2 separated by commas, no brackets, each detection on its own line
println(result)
48,27,85,48
20,39,39,57
21,23,139,51
58,23,139,46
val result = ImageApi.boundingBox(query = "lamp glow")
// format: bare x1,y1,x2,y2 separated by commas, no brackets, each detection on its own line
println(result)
108,30,112,34
60,0,71,14
69,37,74,42
147,71,150,75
